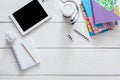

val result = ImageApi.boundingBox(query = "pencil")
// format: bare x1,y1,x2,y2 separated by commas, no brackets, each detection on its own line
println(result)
21,43,37,63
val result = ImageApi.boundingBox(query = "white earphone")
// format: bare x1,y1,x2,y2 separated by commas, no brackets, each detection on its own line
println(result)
61,0,79,24
42,0,79,24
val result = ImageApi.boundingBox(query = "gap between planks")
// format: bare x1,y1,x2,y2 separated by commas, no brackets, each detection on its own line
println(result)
1,74,120,76
0,47,120,49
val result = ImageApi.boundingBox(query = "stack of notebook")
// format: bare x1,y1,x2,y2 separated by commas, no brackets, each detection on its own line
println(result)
81,0,120,36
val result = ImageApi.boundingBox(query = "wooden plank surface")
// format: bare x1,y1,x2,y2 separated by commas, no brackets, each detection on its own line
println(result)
0,0,120,80
1,49,120,74
0,23,120,48
1,76,120,80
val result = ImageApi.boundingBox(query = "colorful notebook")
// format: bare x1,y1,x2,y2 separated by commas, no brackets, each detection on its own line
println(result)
80,3,95,36
81,0,118,36
91,0,120,24
80,3,117,36
81,0,117,34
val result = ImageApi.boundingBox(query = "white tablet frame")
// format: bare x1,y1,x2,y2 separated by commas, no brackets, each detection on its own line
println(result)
10,0,51,35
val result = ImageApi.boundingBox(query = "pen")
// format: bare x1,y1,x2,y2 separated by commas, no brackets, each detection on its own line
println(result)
73,29,90,41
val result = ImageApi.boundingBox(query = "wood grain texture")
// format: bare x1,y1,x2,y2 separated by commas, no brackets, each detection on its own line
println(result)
1,76,120,80
0,0,120,80
0,49,120,75
0,23,120,48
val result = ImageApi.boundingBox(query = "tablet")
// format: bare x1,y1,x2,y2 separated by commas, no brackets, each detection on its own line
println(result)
10,0,51,35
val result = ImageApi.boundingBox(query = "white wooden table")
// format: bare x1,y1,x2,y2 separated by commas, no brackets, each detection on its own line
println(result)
0,0,120,80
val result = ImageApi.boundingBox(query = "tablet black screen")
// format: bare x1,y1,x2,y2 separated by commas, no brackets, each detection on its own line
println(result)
13,0,48,32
